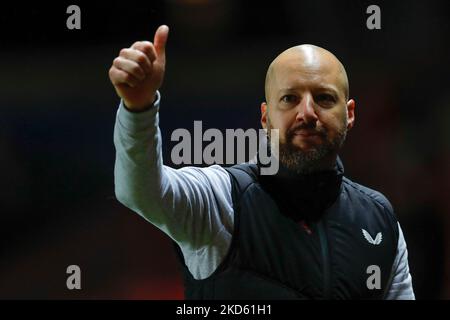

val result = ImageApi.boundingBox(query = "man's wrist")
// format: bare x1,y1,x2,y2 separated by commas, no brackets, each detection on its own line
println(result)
122,92,160,113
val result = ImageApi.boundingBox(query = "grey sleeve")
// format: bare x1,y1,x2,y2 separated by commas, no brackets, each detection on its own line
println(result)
113,92,234,279
384,222,416,300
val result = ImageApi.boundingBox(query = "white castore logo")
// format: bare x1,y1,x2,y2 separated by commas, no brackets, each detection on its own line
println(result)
362,229,383,245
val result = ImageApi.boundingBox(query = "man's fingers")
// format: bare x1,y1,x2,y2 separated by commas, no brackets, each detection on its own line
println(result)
109,67,140,88
109,25,169,94
154,25,169,63
119,48,153,74
113,57,146,81
131,41,157,63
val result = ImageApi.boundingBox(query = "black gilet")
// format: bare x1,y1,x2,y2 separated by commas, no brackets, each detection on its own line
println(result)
175,159,399,299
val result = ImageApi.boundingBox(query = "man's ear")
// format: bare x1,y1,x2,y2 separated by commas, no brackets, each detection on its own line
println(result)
346,99,356,130
261,102,268,129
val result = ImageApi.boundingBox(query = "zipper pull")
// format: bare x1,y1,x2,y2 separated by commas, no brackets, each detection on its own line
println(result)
299,220,313,235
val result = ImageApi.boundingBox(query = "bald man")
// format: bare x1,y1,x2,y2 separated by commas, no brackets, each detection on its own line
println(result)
262,45,353,175
111,26,415,299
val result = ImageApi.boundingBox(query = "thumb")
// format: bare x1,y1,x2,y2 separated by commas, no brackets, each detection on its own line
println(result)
154,25,169,63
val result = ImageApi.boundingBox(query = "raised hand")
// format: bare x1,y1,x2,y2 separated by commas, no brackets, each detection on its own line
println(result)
109,25,169,111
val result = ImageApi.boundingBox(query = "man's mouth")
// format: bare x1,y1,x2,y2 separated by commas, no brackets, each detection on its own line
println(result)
293,129,320,137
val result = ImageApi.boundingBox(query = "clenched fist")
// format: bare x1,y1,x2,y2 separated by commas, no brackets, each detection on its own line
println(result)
109,25,169,111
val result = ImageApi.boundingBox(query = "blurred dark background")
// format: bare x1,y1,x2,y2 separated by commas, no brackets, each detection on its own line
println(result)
0,0,449,299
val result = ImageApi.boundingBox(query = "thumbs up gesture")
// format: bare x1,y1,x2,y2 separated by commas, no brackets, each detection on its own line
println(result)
109,25,169,111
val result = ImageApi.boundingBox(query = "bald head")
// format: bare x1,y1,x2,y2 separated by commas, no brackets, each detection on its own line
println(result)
265,45,349,103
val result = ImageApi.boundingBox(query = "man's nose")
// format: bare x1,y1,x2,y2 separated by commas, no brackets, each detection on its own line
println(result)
295,94,318,124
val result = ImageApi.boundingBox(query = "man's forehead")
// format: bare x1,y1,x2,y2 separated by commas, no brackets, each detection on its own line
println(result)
268,45,348,98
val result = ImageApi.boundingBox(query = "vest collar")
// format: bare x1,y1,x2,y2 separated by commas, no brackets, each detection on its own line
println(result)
257,156,344,222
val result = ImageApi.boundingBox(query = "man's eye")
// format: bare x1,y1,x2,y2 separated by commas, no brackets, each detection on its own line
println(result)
281,95,298,104
316,94,336,103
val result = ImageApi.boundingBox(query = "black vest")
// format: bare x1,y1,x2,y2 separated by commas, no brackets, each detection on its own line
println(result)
175,160,399,299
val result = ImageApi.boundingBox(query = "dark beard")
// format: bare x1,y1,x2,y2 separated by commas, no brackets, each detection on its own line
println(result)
269,121,347,174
